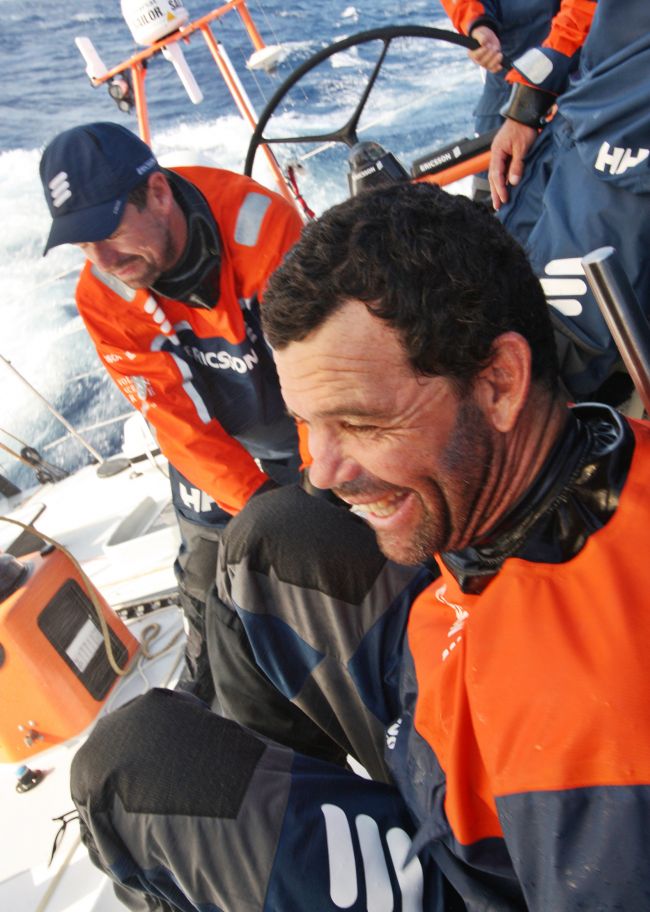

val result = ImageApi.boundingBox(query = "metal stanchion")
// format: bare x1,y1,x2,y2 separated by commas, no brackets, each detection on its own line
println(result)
582,246,650,415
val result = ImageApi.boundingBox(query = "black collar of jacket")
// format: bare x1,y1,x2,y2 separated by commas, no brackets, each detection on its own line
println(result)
150,169,222,309
441,403,634,593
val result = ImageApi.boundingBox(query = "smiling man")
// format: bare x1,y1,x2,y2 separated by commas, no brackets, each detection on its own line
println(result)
68,182,650,911
261,181,650,909
267,182,565,565
273,298,562,565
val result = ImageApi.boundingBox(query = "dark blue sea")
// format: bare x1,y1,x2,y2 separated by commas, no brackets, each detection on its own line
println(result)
0,0,479,487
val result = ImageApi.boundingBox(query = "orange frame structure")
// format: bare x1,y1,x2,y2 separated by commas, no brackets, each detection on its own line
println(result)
416,150,492,188
85,0,295,205
84,4,493,209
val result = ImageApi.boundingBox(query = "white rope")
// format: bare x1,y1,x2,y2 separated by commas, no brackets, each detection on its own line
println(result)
0,516,135,676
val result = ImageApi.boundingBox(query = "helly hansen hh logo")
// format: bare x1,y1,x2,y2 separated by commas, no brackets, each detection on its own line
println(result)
595,143,649,176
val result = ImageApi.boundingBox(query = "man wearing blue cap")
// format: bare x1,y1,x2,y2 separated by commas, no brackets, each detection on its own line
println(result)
39,121,305,705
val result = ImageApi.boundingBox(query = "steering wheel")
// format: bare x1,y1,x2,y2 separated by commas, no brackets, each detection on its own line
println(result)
244,25,476,179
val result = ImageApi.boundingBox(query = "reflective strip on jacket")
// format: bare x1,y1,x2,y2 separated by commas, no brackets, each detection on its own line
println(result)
439,0,597,96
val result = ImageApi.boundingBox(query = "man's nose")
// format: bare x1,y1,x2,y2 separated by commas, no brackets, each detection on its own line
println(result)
306,426,359,491
84,241,119,271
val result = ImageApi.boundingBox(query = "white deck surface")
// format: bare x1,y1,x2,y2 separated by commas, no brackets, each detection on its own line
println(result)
1,606,186,912
0,451,180,608
1,434,187,911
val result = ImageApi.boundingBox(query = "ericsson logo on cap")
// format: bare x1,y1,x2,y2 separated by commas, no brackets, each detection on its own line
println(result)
49,172,72,209
136,156,157,177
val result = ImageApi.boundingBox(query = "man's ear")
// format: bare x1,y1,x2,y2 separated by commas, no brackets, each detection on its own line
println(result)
474,332,532,432
146,171,174,215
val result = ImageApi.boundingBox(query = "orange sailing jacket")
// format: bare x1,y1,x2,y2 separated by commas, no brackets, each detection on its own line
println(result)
388,405,650,909
440,0,596,94
75,166,303,516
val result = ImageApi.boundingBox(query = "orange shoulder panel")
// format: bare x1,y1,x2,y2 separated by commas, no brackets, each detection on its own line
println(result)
439,0,488,36
543,0,597,57
409,419,650,846
507,0,596,86
171,165,303,304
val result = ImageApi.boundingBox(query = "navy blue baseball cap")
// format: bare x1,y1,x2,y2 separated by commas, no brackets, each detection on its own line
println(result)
40,122,161,255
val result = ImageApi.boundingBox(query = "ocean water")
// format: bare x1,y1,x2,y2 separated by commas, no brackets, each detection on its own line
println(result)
0,0,481,487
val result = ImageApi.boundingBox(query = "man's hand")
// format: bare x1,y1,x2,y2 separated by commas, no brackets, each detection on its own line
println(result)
468,26,503,72
488,119,538,209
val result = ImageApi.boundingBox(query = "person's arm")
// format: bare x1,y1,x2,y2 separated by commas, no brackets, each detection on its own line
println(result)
489,0,597,208
497,784,650,910
488,119,539,209
76,269,271,515
438,1,498,41
102,338,270,515
507,0,598,94
480,548,650,910
468,25,502,72
439,1,503,71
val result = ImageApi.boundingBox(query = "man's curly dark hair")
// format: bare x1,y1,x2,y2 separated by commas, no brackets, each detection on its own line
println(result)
263,182,559,394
